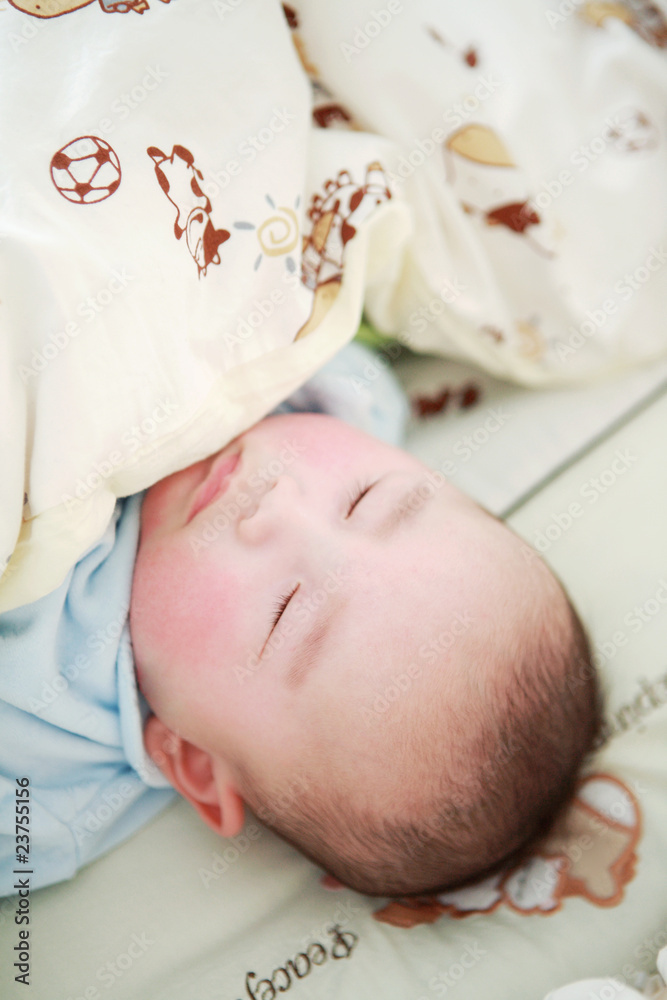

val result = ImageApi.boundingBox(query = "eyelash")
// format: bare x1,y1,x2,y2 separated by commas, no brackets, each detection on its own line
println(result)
269,585,299,633
266,480,375,637
346,479,375,517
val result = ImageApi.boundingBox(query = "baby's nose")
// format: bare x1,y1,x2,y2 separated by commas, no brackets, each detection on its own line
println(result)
236,473,304,545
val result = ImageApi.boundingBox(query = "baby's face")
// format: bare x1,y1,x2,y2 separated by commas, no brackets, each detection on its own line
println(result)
130,413,528,806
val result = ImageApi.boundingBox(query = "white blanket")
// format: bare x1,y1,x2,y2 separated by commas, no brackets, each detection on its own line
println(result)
2,0,667,612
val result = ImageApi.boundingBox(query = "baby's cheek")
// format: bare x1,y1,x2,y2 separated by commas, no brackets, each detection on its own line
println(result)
133,542,241,677
170,556,243,662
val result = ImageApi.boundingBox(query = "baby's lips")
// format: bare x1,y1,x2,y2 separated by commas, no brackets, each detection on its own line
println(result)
187,450,241,523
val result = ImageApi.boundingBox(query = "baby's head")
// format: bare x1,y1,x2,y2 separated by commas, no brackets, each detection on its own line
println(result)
130,413,602,897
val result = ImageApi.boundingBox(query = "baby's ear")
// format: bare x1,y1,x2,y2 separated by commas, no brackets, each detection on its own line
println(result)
143,715,246,838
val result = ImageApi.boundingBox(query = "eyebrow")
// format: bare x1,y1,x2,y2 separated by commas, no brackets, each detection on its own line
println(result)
283,480,435,689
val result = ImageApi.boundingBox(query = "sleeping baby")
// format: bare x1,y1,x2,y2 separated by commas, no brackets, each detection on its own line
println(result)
130,410,603,898
0,352,602,898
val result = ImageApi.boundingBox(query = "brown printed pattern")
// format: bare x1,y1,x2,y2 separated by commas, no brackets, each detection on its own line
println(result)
10,0,170,18
580,1,667,48
295,162,392,340
370,773,641,928
147,144,231,278
50,136,121,204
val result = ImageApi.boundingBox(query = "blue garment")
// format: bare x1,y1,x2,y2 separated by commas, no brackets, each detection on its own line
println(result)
272,339,409,447
0,340,408,895
0,494,175,895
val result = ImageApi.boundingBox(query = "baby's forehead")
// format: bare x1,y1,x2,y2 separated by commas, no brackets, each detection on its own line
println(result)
316,513,542,693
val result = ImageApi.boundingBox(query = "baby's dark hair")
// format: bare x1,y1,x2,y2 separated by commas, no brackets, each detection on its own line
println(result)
239,570,604,898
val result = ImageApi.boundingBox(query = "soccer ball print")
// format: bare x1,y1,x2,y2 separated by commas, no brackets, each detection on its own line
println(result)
50,136,121,204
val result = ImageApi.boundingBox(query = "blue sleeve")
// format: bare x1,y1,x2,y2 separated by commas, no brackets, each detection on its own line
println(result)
0,494,176,896
272,339,409,446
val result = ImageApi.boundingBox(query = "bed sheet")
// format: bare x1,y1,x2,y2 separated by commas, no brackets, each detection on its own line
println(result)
0,374,665,1000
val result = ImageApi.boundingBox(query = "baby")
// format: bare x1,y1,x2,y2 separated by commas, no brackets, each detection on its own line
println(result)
130,411,603,898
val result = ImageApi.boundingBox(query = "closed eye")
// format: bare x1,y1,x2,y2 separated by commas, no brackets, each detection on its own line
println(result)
263,480,376,650
346,480,377,518
266,584,300,646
